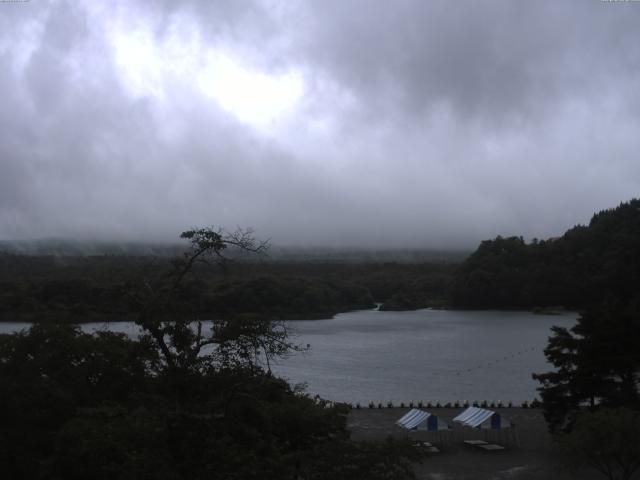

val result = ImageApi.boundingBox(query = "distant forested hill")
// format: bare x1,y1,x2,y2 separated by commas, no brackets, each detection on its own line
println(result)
0,253,457,322
452,199,640,309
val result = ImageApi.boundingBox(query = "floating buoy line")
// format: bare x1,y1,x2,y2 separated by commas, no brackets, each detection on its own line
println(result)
454,346,538,376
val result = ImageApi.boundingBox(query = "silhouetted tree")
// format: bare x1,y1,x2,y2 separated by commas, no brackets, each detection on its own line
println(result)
125,226,299,374
533,301,640,432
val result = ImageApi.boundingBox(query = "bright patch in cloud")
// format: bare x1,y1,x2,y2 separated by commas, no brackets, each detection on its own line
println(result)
198,53,304,129
109,15,303,130
112,28,164,98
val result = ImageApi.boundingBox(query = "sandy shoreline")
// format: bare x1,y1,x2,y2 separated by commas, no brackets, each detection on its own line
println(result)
348,408,599,480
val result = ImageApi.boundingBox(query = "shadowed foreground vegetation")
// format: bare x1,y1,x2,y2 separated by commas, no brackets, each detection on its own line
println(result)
0,323,421,480
0,228,422,479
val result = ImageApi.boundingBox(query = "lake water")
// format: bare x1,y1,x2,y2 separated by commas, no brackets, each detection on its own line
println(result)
272,309,576,404
0,309,576,404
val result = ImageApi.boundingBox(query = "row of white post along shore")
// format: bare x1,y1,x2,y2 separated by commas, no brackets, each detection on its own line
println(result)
395,407,520,450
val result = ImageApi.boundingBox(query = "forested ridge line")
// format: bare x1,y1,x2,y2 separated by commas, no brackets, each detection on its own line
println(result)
452,198,640,310
4,198,638,320
0,254,456,322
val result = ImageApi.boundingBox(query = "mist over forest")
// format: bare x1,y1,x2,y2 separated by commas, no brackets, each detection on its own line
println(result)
0,238,469,264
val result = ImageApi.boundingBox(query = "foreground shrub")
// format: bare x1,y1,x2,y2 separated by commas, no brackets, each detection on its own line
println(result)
557,408,640,480
0,324,420,480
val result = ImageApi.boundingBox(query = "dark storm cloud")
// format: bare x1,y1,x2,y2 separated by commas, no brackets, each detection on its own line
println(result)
296,1,640,123
1,0,639,247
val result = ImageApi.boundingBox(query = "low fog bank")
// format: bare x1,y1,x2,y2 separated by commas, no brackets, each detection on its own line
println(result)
0,239,469,264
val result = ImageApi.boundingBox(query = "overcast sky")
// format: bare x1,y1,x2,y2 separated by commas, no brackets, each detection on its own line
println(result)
1,0,639,248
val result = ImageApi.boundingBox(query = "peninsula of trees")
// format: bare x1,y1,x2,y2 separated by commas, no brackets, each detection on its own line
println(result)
453,198,640,310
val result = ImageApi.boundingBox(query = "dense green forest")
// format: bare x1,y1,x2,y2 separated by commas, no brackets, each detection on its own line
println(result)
0,252,456,322
452,199,640,310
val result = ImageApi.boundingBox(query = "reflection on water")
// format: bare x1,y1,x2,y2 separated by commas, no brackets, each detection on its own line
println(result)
0,309,576,404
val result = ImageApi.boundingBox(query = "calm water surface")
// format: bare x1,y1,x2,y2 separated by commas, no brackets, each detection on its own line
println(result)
272,309,576,404
0,309,575,404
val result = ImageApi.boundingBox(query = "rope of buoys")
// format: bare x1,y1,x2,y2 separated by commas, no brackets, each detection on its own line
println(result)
452,346,538,376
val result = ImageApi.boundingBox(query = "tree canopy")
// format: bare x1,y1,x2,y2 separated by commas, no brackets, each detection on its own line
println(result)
0,227,420,479
557,408,640,480
453,199,640,309
533,301,640,433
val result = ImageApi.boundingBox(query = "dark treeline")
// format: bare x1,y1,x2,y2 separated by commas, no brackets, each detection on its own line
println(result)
4,199,639,321
0,254,457,322
526,202,640,478
452,199,640,310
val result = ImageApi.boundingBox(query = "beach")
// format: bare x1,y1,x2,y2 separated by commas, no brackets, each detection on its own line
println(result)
348,408,600,480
